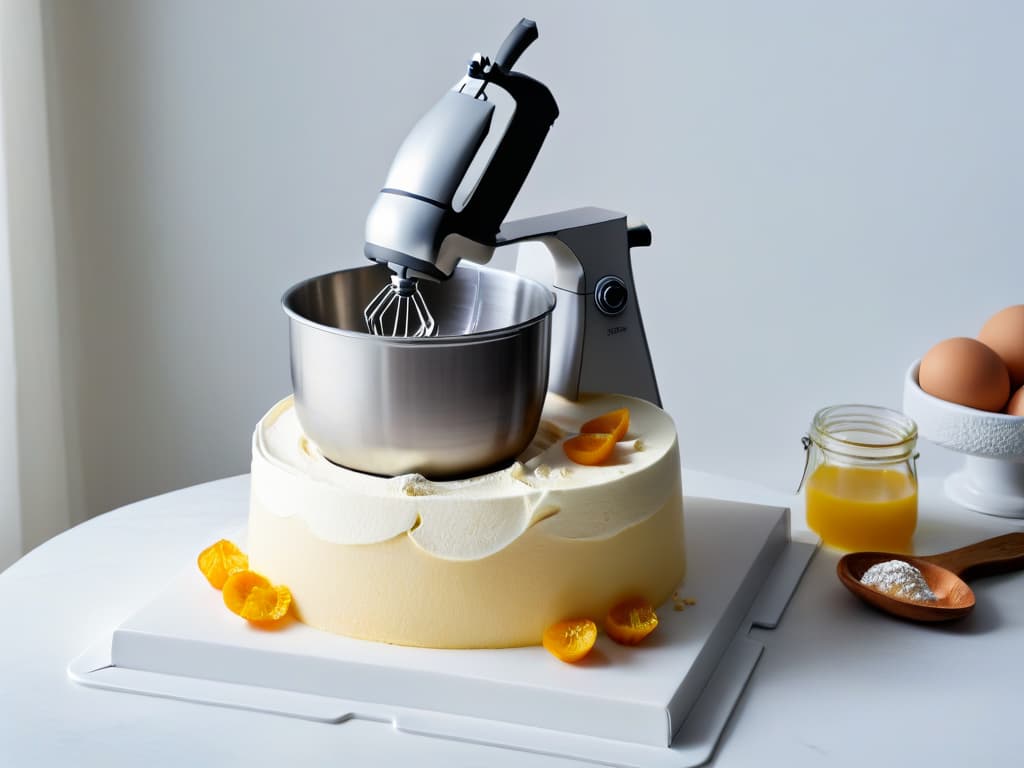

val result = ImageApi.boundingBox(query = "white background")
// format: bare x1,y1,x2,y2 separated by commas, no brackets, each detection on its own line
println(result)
39,1,1023,522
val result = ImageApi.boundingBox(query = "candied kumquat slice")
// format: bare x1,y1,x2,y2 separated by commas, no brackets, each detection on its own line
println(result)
197,539,249,589
241,584,291,622
605,597,659,645
222,570,292,622
562,433,617,466
581,407,630,442
222,570,269,614
543,618,598,663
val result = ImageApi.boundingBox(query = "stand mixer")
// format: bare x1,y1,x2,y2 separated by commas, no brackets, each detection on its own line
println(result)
285,18,662,478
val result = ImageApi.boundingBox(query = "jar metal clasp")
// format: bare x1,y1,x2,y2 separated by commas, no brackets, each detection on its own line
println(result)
796,434,813,494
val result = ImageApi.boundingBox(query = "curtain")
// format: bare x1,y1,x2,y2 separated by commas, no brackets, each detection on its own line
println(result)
0,0,73,571
0,74,19,570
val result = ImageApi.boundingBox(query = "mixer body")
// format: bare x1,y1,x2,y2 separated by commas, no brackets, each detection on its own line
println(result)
502,207,661,407
359,18,661,404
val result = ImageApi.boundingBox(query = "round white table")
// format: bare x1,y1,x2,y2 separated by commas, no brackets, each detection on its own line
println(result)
2,470,1021,766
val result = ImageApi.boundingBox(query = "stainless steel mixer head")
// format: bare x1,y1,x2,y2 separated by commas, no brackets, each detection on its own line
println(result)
361,18,558,338
363,272,437,338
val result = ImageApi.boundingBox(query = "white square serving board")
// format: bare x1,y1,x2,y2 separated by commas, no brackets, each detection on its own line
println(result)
70,496,815,768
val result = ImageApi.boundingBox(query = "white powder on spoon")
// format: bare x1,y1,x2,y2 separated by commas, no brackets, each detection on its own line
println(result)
860,559,938,603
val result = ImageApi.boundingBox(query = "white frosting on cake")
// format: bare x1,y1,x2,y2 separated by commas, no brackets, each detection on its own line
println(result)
247,392,686,648
252,392,681,561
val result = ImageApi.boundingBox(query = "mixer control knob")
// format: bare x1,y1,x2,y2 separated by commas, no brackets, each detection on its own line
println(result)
594,275,628,316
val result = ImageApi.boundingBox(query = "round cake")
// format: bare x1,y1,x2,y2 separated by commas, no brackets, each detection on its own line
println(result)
247,392,685,648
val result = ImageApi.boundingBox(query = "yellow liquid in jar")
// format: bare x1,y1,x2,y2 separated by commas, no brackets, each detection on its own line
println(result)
805,465,917,551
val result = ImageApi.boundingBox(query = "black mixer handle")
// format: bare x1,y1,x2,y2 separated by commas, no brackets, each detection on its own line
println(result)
495,18,538,71
457,19,559,245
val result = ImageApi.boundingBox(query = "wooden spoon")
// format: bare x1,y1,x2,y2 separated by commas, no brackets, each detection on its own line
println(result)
837,532,1024,622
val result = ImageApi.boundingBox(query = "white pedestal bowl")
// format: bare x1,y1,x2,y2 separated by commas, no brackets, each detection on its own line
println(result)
903,361,1024,517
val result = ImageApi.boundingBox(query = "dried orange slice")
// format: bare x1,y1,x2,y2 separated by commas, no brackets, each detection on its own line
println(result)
543,618,598,663
581,407,630,442
197,539,249,589
562,433,617,466
222,570,292,622
605,597,659,645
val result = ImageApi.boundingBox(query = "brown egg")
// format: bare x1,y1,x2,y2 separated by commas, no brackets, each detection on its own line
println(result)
978,305,1024,390
919,337,1010,412
1007,385,1024,416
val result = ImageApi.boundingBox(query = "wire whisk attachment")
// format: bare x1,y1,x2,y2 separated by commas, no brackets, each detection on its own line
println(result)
364,273,438,338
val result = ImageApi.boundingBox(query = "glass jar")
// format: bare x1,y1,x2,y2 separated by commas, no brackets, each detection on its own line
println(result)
798,405,919,552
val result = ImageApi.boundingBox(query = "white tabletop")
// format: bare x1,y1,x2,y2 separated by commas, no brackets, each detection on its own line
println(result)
2,469,1021,767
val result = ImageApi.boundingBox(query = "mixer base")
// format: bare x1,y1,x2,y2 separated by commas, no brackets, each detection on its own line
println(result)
69,496,814,767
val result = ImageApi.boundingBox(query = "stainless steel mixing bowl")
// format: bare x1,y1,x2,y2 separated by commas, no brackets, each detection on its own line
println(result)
283,263,555,478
